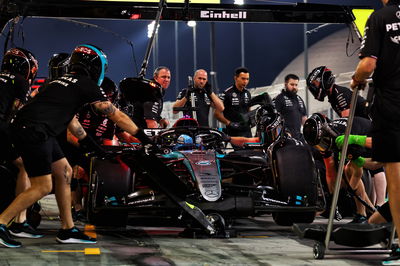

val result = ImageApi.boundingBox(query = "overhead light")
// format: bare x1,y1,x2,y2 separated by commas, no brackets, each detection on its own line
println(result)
234,0,244,5
187,20,196,27
147,20,160,38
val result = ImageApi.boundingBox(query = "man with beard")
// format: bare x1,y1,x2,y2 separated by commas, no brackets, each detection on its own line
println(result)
273,74,307,141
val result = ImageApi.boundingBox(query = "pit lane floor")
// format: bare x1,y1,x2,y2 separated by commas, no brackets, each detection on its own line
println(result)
0,195,391,266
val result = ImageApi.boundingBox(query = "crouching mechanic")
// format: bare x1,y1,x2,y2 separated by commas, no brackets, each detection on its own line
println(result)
335,134,389,224
0,44,153,248
303,113,380,223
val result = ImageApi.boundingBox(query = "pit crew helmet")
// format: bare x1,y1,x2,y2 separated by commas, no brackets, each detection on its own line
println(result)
175,134,194,150
255,105,283,145
69,44,107,86
303,113,334,152
101,77,118,103
48,53,70,80
306,66,335,102
1,47,38,81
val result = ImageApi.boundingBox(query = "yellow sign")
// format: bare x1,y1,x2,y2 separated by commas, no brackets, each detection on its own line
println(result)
352,9,374,37
83,0,220,3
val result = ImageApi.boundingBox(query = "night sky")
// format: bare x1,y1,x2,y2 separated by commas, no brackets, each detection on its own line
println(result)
1,0,382,101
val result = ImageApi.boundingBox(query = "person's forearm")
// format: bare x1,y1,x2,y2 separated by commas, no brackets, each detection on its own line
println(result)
353,57,376,82
214,109,229,125
146,119,159,128
210,93,224,112
109,109,139,136
172,98,187,114
67,117,87,140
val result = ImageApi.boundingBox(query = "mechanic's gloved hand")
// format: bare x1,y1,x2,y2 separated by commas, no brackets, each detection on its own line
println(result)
227,121,242,130
135,129,161,154
222,133,231,143
203,82,213,98
352,156,366,168
134,128,155,145
335,134,367,149
79,134,107,158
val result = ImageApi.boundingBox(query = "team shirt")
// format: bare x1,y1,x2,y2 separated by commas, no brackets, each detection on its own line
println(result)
274,90,306,140
327,84,369,119
176,88,211,127
359,1,400,120
14,74,107,136
330,116,372,158
359,1,400,89
77,105,115,143
220,85,251,125
118,96,163,129
220,85,252,137
0,72,30,121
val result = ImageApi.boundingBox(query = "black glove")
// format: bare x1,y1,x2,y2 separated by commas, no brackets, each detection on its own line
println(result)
135,129,162,154
220,132,231,143
79,135,107,158
203,82,213,98
134,129,155,145
227,122,242,130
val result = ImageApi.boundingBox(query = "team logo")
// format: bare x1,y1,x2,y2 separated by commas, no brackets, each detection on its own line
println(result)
232,92,237,97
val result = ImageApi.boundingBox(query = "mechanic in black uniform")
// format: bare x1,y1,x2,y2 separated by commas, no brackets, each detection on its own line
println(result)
77,76,118,143
307,66,369,119
0,47,44,241
214,67,252,137
303,114,377,223
0,44,153,248
173,69,224,127
119,66,170,129
307,66,386,208
273,74,307,142
351,1,400,263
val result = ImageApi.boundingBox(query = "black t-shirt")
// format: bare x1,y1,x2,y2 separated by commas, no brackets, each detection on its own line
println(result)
176,88,211,127
327,84,369,119
360,2,400,89
0,72,29,121
359,1,400,121
273,90,307,140
77,105,116,143
14,74,107,136
331,116,371,137
220,85,251,125
118,97,163,129
330,116,371,157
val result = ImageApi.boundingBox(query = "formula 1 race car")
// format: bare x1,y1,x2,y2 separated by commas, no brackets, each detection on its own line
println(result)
85,99,322,236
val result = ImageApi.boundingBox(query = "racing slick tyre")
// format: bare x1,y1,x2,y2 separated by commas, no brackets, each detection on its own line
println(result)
87,157,131,227
272,143,318,226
